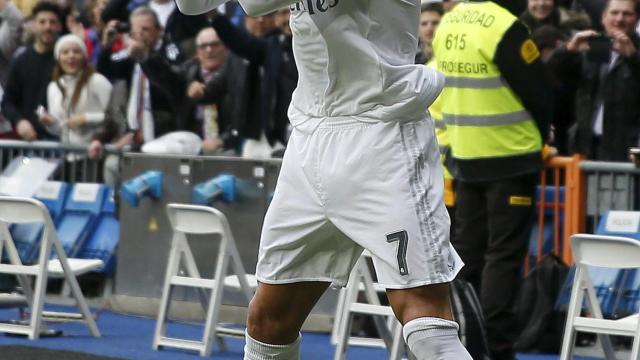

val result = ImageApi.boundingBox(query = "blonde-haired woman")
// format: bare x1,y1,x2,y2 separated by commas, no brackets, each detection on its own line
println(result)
41,34,112,180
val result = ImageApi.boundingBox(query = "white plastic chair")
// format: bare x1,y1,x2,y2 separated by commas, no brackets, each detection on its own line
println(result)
560,234,640,360
153,203,254,357
333,252,407,360
0,196,102,339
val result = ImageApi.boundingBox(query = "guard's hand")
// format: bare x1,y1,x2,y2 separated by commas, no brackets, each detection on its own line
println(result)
16,119,37,141
542,144,558,160
187,81,206,99
566,30,599,52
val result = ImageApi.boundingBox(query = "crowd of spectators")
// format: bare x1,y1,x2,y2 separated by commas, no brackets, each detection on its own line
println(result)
0,0,296,175
0,0,638,170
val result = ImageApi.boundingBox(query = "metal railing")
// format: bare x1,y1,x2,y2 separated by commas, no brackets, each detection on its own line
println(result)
0,140,122,183
531,158,640,266
580,160,640,230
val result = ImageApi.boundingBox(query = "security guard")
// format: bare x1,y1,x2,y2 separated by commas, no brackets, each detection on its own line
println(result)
432,1,553,359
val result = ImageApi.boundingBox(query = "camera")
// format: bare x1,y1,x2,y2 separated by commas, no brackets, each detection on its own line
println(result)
116,22,130,33
587,34,612,63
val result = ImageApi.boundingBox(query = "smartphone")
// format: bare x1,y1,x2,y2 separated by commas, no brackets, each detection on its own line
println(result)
587,35,612,63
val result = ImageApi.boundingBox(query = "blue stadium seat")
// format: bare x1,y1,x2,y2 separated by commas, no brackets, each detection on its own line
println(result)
557,211,640,318
36,181,71,222
55,183,107,257
9,181,70,264
78,188,119,273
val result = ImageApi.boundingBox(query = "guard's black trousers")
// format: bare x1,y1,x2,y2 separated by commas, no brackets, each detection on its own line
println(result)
452,173,537,360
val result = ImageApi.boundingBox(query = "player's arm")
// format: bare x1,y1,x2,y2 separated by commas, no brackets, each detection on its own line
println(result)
176,0,298,16
236,0,298,16
176,0,229,16
494,21,553,141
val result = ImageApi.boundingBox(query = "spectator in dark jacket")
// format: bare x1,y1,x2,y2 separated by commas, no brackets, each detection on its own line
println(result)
532,25,574,155
140,27,232,153
1,1,62,141
207,10,297,158
551,0,640,161
97,6,183,149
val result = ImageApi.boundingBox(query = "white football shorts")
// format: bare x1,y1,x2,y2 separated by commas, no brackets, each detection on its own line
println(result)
256,116,463,289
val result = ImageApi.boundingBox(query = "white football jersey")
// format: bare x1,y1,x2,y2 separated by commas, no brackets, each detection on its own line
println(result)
286,0,444,125
176,0,444,125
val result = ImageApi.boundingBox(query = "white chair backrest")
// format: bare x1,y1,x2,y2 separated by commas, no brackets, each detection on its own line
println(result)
571,234,640,269
166,203,227,235
0,197,49,224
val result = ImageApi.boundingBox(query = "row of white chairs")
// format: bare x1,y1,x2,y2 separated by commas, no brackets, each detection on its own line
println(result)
2,196,640,359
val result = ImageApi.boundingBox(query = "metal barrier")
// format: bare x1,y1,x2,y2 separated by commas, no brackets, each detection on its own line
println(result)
580,160,640,230
0,140,121,183
527,155,585,271
530,158,640,267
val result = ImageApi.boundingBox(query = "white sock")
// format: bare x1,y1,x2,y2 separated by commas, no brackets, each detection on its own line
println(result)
243,330,300,360
402,317,472,360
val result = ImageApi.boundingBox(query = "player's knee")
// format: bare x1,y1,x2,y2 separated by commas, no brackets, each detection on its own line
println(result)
247,298,297,343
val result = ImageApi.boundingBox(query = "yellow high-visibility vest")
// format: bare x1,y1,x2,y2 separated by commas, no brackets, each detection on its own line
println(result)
432,1,542,161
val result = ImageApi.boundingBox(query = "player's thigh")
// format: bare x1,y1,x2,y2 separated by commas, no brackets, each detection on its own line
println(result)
249,281,330,328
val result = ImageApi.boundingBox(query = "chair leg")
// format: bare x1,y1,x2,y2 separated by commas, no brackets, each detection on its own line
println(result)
201,238,230,357
331,288,348,346
28,228,55,340
227,239,253,302
334,312,354,360
153,234,182,350
53,238,100,337
358,261,394,350
389,321,405,360
560,267,585,360
583,275,615,360
334,270,360,360
29,269,47,340
631,333,640,360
